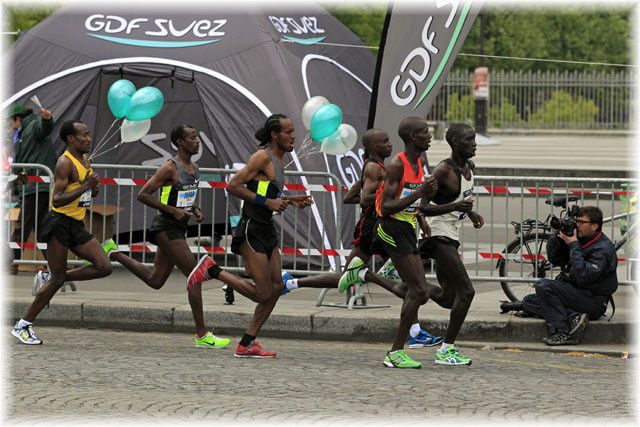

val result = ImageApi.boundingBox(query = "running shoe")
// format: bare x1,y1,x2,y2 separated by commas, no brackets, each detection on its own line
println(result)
434,345,472,366
32,270,50,296
187,255,215,291
281,271,293,295
568,313,589,341
102,239,118,259
377,259,401,281
338,257,365,293
11,324,42,345
383,349,422,369
408,329,444,348
234,341,277,358
194,332,231,349
542,332,578,346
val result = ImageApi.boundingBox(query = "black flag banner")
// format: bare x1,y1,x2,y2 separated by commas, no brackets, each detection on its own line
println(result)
369,0,484,153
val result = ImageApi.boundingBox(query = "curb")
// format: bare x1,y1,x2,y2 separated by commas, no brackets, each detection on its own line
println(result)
8,299,632,347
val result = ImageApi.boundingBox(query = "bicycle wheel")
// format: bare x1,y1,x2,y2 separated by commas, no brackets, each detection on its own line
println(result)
498,233,553,302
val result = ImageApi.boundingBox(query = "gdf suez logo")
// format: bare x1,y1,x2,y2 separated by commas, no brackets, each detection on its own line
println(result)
268,16,326,46
84,14,228,48
390,16,440,107
389,0,471,107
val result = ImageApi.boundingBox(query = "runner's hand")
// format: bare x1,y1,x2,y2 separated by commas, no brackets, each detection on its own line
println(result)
419,176,438,199
193,208,204,223
454,199,474,212
171,207,193,222
84,172,100,189
286,195,313,208
266,198,289,212
468,211,484,228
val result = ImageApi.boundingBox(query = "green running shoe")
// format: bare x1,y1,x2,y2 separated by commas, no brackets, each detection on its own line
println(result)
102,239,118,259
195,332,231,349
434,345,472,366
383,350,422,369
377,259,401,281
338,257,365,293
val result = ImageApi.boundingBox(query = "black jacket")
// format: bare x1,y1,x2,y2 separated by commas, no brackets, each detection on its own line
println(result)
547,232,618,296
13,113,56,196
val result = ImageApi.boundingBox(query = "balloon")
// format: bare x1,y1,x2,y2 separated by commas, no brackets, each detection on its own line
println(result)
310,104,342,142
125,87,164,121
320,124,358,155
107,79,136,119
120,119,151,143
301,96,329,130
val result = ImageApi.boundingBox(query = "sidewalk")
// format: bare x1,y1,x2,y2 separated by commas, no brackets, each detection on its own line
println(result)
5,268,636,357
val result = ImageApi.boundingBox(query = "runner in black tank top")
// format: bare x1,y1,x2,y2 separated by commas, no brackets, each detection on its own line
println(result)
186,114,313,358
106,125,232,349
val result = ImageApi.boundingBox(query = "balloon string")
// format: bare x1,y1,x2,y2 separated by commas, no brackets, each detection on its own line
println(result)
89,124,123,160
90,118,120,155
90,141,123,160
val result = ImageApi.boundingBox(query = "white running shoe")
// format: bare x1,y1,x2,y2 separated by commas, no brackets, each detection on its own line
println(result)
11,324,42,345
377,259,401,281
32,270,51,296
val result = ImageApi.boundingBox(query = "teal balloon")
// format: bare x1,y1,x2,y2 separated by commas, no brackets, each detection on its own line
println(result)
310,104,342,142
107,79,136,119
125,87,164,121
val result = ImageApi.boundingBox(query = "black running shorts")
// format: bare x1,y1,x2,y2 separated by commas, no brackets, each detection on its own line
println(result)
373,217,419,257
231,216,278,258
40,210,93,248
147,214,188,245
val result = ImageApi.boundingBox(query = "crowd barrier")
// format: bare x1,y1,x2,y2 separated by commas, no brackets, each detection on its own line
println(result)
5,164,638,301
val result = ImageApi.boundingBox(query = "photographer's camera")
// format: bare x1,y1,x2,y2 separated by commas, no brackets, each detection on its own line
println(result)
550,205,579,237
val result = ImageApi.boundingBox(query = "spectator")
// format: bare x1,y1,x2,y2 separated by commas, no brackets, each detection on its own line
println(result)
519,206,618,346
8,103,57,272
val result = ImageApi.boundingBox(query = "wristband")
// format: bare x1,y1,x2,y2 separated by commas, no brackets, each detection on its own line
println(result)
255,194,267,206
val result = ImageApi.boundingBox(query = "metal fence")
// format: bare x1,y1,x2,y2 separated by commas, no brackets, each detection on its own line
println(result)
6,165,638,299
7,164,344,276
426,70,634,130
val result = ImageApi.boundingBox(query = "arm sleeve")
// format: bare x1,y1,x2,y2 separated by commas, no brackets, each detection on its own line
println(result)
546,233,569,266
567,243,612,290
33,117,54,141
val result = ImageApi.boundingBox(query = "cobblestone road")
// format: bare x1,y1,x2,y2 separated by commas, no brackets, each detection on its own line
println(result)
5,327,638,425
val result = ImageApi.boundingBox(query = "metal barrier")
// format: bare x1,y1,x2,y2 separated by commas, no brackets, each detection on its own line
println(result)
437,175,639,291
5,163,53,267
8,164,344,276
6,165,637,302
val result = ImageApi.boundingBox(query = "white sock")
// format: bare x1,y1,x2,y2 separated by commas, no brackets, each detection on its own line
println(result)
16,319,32,329
439,342,454,353
285,279,298,291
409,323,421,338
357,268,369,282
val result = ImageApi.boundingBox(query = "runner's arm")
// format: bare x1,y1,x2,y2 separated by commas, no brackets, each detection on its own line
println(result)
343,180,361,204
51,157,97,208
378,157,420,216
419,166,472,217
359,162,384,209
227,151,288,212
136,161,189,219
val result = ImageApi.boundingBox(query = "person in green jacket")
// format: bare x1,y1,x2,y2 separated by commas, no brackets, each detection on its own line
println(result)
8,103,57,273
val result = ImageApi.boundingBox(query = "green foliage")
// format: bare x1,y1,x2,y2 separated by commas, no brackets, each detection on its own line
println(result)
5,5,62,44
323,3,387,54
446,93,522,127
528,91,599,126
456,7,631,71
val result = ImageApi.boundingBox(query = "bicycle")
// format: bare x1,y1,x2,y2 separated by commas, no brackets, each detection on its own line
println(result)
497,195,638,301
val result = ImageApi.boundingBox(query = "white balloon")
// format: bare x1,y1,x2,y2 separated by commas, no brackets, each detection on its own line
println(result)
120,119,151,143
301,96,329,130
320,124,358,156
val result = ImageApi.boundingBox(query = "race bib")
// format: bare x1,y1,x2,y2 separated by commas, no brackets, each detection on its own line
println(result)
176,189,197,209
78,189,92,207
401,184,421,213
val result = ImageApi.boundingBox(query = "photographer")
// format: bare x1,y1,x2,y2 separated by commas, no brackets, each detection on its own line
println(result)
521,206,618,346
8,103,56,271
